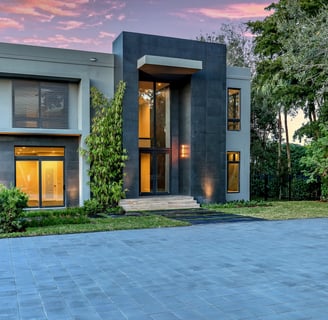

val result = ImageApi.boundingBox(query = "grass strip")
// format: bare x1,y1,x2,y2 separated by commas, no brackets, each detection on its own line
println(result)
0,215,189,238
204,201,328,220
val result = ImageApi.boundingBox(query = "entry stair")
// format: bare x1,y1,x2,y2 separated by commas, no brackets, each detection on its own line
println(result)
119,195,200,212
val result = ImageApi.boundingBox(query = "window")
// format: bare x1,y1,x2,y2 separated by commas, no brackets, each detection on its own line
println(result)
227,151,240,193
13,80,68,129
228,88,240,131
138,81,170,194
15,147,65,207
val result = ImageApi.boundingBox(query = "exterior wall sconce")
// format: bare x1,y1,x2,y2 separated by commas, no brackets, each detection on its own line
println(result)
180,144,190,159
89,57,98,62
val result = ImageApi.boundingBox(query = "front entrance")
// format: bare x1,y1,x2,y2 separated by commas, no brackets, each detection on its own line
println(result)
139,81,170,194
15,146,65,207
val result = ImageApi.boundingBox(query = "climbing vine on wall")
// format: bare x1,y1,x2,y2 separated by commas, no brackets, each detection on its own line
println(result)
81,81,128,211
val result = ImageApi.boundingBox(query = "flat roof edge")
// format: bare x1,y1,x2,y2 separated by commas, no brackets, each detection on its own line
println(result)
138,55,202,71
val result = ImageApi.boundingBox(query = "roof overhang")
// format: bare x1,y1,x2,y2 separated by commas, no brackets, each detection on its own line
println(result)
137,55,202,76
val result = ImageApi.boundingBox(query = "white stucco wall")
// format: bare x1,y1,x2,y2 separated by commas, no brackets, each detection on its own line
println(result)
226,66,251,201
0,42,115,205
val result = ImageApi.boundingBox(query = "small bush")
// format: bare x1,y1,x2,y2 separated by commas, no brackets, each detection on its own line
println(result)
0,184,28,233
83,198,104,216
83,199,125,216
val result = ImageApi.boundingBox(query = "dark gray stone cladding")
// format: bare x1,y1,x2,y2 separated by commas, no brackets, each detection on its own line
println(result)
113,32,227,203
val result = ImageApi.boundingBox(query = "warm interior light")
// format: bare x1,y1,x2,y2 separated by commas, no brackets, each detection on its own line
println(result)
180,144,190,159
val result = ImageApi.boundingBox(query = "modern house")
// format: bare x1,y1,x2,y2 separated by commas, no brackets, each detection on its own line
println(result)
0,31,250,209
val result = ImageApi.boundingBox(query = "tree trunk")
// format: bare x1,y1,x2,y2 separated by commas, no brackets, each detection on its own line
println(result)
284,108,292,200
277,110,283,200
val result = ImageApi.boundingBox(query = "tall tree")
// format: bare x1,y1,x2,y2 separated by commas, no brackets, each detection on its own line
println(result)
279,2,328,139
277,2,328,198
197,23,254,69
247,0,327,198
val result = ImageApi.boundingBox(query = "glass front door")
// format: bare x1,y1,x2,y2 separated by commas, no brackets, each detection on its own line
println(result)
139,81,170,194
15,147,65,207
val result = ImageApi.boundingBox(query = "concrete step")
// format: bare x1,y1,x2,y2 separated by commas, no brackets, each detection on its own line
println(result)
119,195,200,212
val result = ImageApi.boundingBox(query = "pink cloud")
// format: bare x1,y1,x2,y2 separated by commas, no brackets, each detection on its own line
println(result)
0,0,88,19
57,20,84,30
117,14,125,21
0,17,24,30
4,33,101,49
187,3,272,20
48,34,101,46
105,1,126,10
99,31,116,39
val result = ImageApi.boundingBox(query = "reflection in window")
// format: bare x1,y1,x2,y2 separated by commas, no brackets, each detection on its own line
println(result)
227,151,240,193
228,88,240,131
13,80,68,129
138,81,170,194
138,81,170,148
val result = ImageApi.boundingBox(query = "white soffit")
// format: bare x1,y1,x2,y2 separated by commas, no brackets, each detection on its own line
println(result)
137,55,202,75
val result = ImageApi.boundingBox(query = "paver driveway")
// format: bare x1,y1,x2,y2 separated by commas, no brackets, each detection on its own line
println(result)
1,218,328,320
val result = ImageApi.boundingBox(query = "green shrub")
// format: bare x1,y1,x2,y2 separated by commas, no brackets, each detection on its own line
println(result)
83,199,125,216
83,198,104,216
22,207,89,228
0,184,28,233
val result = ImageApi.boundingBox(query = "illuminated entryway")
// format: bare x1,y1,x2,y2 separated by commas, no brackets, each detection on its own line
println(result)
138,81,170,194
15,147,65,207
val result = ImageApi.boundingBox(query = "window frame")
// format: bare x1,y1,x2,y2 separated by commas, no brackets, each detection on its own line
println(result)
12,79,69,129
14,146,66,208
227,151,240,193
227,88,241,131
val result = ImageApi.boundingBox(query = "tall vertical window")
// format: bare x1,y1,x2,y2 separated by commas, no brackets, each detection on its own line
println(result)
228,88,240,131
138,81,170,194
227,151,240,193
13,80,68,129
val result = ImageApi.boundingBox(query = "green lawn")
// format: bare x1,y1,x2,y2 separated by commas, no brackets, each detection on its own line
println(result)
204,201,328,220
1,201,328,239
0,215,189,239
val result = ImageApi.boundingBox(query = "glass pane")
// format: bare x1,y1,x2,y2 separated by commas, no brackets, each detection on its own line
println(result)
13,80,39,128
228,88,241,131
40,82,68,129
41,161,64,207
13,80,68,129
139,81,153,145
140,153,152,193
156,153,170,193
16,161,39,207
155,83,170,148
228,163,239,192
227,152,240,193
15,147,64,157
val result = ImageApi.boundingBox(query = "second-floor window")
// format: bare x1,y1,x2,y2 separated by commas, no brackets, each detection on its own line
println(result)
13,80,68,129
228,88,240,131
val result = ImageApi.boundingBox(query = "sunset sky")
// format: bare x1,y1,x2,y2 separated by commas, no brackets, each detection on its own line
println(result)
0,0,274,53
